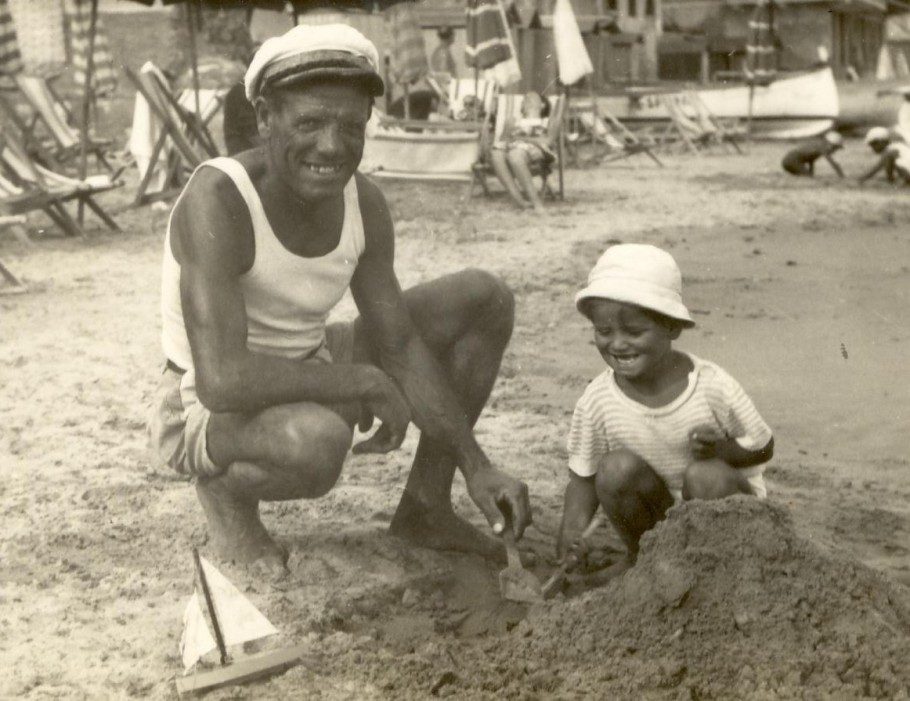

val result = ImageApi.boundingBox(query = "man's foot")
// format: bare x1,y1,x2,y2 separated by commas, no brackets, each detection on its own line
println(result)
389,491,503,560
196,479,288,576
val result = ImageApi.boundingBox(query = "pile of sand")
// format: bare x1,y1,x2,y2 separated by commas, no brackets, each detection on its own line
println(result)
445,498,910,699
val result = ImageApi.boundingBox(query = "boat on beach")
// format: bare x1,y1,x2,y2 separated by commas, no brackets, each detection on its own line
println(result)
836,78,910,133
582,66,839,140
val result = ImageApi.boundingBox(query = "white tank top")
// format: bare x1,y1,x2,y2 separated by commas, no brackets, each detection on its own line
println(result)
160,157,365,371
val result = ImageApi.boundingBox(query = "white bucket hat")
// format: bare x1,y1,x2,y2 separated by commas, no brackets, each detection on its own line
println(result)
575,244,694,327
864,126,890,145
824,131,843,147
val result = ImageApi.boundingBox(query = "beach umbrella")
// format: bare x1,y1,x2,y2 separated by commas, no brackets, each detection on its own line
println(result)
744,0,776,134
552,0,592,87
743,0,776,87
465,0,520,89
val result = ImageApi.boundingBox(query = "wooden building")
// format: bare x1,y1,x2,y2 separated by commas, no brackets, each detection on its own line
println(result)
660,0,902,82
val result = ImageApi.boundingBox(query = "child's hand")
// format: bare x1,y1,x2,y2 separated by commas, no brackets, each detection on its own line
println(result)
689,426,727,460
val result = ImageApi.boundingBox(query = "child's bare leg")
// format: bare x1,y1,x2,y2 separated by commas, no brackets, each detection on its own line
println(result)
682,459,752,500
506,148,545,213
594,449,674,560
489,149,530,209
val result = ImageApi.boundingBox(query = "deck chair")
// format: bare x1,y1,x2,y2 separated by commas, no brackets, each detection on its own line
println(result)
660,93,715,154
447,78,497,121
0,127,121,233
124,63,216,206
471,92,567,200
572,104,664,167
14,73,114,171
683,91,745,154
0,151,83,237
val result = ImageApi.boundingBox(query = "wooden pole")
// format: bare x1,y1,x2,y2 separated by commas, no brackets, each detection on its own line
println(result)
186,0,201,119
78,0,99,226
193,547,229,666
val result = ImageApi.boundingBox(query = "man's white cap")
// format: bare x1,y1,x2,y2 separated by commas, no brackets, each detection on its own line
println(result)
824,131,843,147
575,244,694,327
865,126,890,145
245,23,384,102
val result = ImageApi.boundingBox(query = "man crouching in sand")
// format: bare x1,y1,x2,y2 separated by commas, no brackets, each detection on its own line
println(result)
149,25,530,574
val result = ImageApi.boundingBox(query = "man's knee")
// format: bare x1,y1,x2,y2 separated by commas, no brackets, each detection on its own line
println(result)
275,408,352,498
594,449,650,498
461,268,515,337
683,459,748,501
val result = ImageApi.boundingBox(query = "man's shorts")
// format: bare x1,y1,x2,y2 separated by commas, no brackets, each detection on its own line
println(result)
148,322,356,478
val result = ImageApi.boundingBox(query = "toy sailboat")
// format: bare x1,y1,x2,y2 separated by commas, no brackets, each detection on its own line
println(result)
176,548,307,695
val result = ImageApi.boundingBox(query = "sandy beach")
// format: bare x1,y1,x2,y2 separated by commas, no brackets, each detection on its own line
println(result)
2,140,909,698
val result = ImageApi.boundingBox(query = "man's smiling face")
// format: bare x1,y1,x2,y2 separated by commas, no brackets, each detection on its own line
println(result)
259,80,371,202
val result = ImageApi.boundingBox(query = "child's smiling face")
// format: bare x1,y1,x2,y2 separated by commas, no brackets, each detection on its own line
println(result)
586,299,680,383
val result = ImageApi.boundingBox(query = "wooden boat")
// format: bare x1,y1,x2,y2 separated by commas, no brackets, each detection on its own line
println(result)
836,79,910,132
361,115,483,181
587,66,839,140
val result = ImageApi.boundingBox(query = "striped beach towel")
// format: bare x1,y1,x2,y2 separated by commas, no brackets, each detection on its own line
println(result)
388,2,428,86
65,0,117,98
0,0,22,82
744,0,776,86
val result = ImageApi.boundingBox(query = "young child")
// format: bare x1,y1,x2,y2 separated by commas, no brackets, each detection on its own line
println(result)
781,130,844,178
557,244,774,562
858,127,910,186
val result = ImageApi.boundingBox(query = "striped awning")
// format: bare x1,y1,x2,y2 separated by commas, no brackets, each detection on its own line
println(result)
65,0,117,98
0,0,23,81
743,0,776,86
465,0,512,70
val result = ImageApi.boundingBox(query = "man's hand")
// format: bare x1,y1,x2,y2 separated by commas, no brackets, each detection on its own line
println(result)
466,467,531,538
689,425,727,460
352,369,410,454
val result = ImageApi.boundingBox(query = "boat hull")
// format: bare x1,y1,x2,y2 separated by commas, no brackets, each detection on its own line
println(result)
592,67,839,140
836,79,910,131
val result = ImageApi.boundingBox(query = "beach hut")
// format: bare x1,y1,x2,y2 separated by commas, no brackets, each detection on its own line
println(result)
660,0,899,82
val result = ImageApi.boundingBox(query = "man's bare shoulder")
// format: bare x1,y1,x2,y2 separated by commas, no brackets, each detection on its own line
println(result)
171,162,256,271
355,172,393,249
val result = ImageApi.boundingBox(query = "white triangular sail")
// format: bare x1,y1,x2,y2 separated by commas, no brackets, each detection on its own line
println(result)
180,591,218,671
200,557,279,647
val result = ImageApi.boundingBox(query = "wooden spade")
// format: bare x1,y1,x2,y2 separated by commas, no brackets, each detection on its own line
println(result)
498,530,543,604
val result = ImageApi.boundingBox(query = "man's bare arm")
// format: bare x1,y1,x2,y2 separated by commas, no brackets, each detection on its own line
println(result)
858,157,885,184
350,175,530,533
824,154,844,178
172,167,408,436
349,175,487,473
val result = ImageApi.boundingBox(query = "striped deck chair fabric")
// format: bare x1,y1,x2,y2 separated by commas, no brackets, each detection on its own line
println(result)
14,73,114,170
0,0,23,87
65,0,118,98
1,127,120,232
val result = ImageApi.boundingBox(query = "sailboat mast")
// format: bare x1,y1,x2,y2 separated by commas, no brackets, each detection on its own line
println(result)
193,547,229,666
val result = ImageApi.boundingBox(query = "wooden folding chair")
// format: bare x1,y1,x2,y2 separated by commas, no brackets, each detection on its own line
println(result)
684,91,745,154
571,102,664,167
470,92,567,200
0,127,121,233
0,159,83,237
660,94,717,154
123,63,212,206
14,73,114,171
